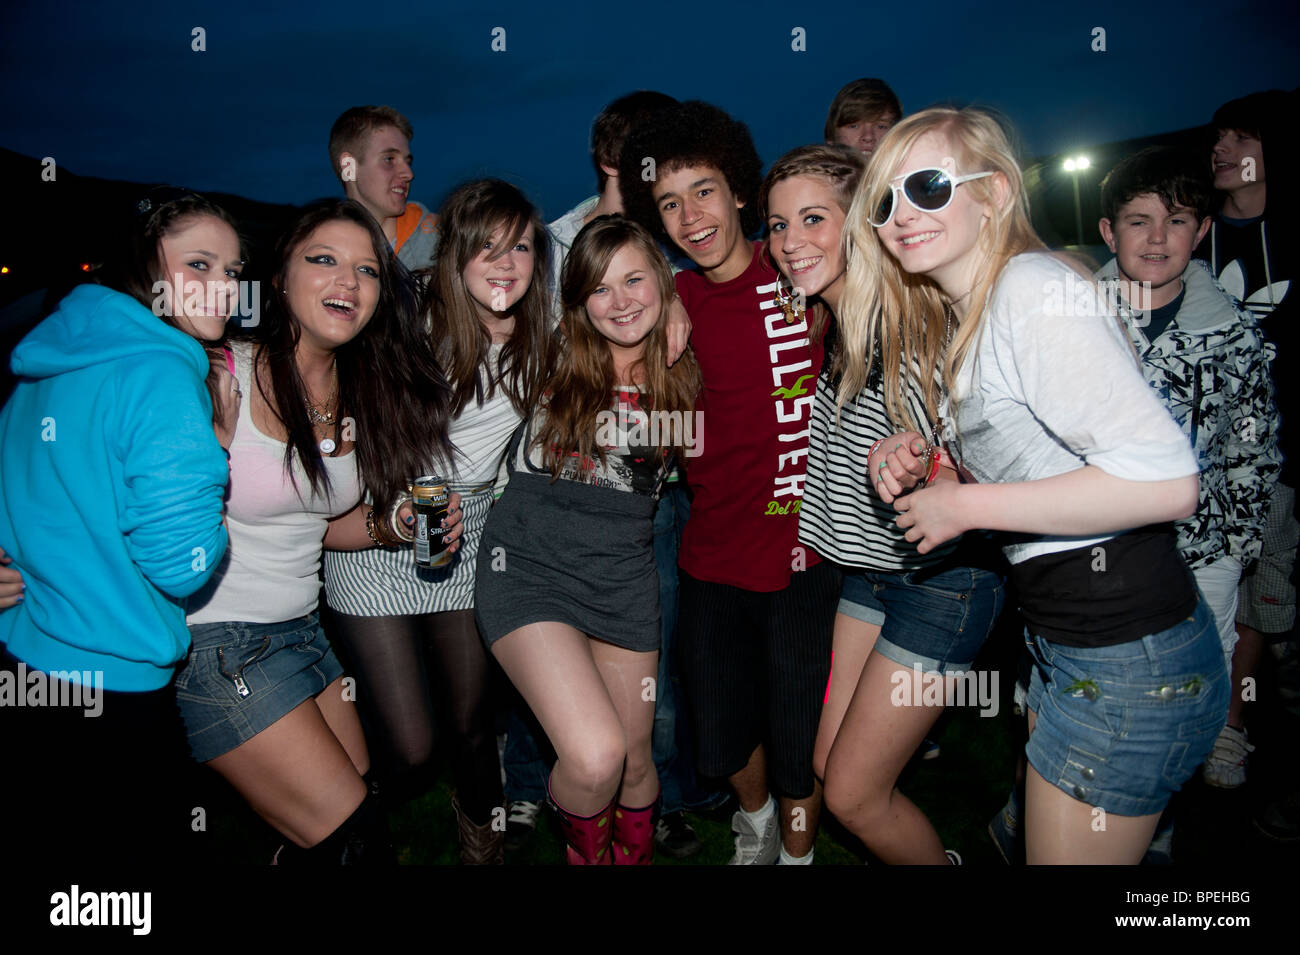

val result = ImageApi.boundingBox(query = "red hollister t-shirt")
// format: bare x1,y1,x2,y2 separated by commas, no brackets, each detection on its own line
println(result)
676,241,826,592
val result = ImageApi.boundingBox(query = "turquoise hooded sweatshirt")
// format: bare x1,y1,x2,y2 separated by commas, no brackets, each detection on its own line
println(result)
0,284,229,691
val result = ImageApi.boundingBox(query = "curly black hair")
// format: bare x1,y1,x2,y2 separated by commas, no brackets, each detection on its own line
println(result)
618,100,763,243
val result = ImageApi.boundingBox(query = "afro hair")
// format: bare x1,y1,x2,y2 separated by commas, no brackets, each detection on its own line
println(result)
618,100,764,243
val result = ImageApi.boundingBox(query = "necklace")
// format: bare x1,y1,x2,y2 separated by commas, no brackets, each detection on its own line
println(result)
305,365,339,453
774,276,805,324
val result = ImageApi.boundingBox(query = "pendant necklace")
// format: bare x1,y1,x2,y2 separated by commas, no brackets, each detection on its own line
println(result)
305,366,339,455
774,276,805,324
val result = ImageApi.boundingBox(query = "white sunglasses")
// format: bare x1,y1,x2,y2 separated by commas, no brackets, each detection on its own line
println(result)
869,168,995,227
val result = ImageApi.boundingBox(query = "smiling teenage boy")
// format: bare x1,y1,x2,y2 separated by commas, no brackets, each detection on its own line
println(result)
1097,145,1280,681
621,101,840,865
1193,91,1299,792
328,106,439,270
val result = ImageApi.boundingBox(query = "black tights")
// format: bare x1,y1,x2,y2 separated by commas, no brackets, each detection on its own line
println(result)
330,608,502,825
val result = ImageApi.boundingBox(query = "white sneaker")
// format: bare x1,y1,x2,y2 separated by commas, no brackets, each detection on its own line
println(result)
1202,724,1254,789
728,806,780,865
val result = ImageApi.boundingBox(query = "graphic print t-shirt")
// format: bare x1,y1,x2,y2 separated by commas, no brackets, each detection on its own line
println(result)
1196,213,1297,483
676,242,825,592
520,387,671,498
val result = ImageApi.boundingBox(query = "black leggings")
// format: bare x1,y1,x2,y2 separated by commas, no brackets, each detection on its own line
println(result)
329,608,502,824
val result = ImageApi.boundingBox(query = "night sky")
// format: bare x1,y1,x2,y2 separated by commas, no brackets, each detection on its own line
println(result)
2,0,1296,221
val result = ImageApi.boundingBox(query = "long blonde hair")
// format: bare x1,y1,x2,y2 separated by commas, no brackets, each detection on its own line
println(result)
758,143,865,346
837,107,1044,430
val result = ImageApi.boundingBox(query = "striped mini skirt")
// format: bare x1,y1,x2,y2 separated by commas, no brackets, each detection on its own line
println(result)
323,483,496,617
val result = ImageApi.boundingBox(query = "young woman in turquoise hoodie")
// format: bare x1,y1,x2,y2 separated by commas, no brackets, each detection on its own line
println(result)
0,190,242,862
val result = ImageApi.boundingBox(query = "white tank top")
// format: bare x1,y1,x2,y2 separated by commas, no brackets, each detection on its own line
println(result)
187,342,362,624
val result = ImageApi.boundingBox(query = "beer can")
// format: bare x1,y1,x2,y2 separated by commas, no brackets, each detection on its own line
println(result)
410,476,452,569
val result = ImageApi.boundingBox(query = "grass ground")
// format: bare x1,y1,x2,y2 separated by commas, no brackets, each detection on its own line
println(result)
181,628,1300,867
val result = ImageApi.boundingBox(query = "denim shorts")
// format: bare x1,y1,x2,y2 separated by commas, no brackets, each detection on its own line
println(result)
1024,596,1229,817
838,565,1005,674
175,612,344,763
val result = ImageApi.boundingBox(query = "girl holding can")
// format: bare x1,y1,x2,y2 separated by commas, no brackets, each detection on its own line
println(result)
178,198,461,864
323,179,555,864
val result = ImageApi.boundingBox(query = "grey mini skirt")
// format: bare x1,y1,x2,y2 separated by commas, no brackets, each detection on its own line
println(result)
474,454,660,652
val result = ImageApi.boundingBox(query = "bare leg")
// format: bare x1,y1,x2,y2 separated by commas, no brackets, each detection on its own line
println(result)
1227,623,1264,727
812,613,880,780
729,745,770,813
588,638,659,809
822,652,948,863
314,676,370,777
780,786,822,858
1023,709,1161,863
207,691,367,848
491,622,626,815
1025,766,1160,864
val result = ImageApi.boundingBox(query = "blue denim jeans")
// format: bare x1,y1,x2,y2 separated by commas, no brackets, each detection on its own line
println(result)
650,483,688,812
503,482,708,812
1024,595,1229,816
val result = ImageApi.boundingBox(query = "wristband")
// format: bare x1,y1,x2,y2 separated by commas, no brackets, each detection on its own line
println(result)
925,450,941,485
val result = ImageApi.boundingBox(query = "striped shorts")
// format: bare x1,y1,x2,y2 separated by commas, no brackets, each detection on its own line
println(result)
323,484,495,616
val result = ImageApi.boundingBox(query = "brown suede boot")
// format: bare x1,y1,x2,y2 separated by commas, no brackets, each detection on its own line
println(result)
452,797,505,865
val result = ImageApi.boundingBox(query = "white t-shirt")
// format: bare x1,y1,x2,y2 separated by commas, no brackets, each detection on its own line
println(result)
187,343,362,624
942,253,1198,565
446,343,523,484
547,196,600,316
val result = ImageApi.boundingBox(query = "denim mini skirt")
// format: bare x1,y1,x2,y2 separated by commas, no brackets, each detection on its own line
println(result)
175,612,344,763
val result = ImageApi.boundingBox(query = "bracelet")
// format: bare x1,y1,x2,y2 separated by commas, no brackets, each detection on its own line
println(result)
868,438,887,461
916,447,942,488
925,449,941,485
365,508,390,547
388,496,415,544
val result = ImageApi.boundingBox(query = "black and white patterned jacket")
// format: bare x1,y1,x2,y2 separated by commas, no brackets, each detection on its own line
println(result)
1096,258,1281,569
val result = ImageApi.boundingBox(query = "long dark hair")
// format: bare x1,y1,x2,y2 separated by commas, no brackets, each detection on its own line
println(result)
99,187,243,430
534,215,701,475
244,199,454,512
99,187,242,319
423,179,555,418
